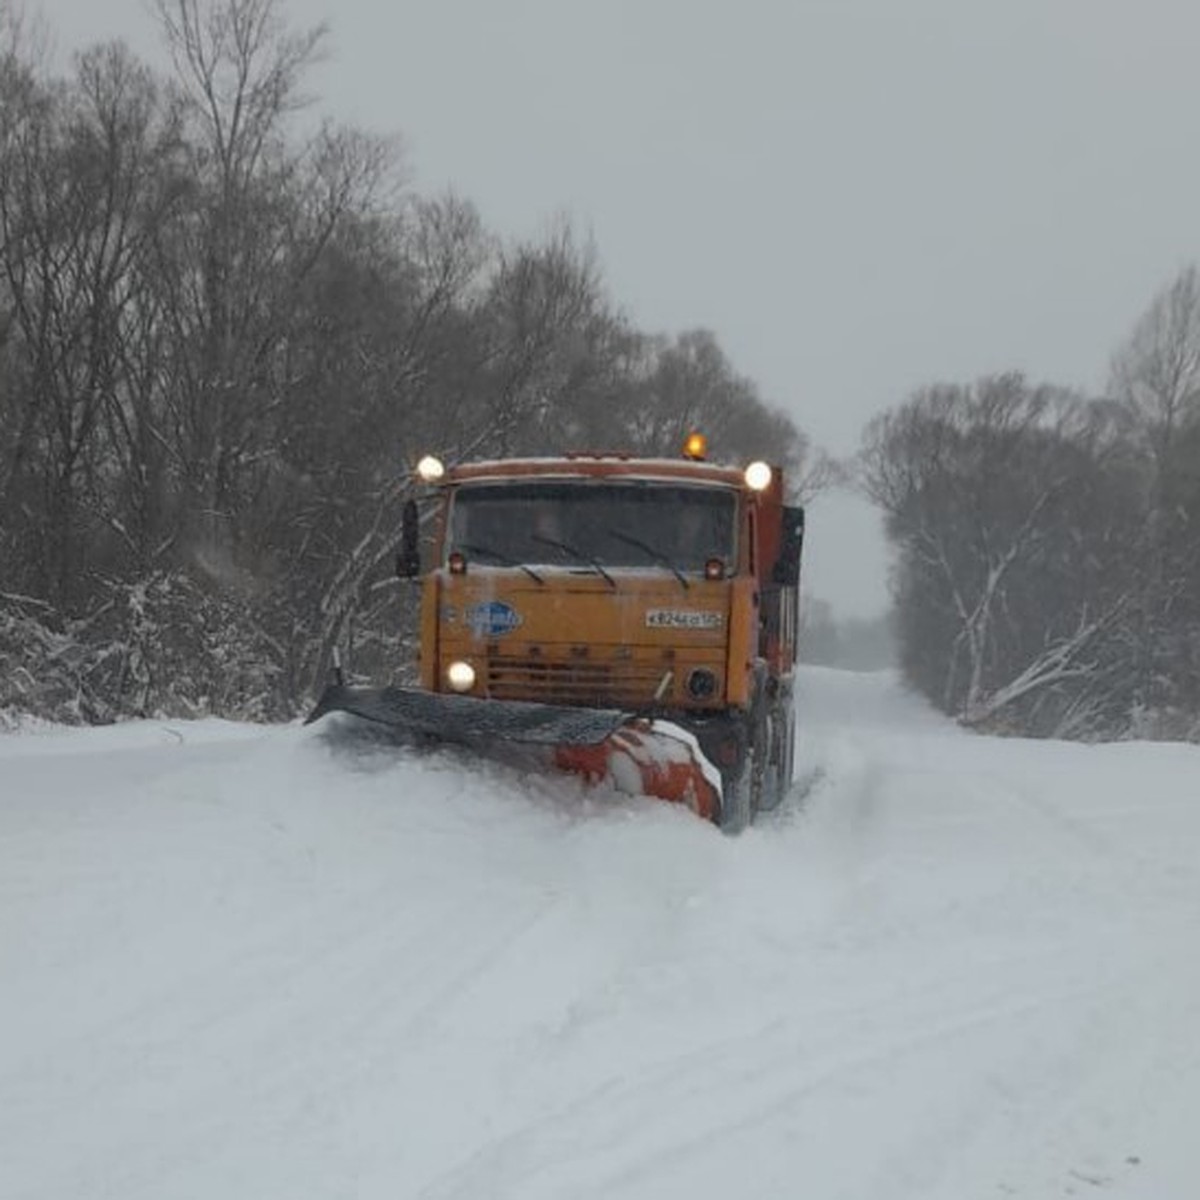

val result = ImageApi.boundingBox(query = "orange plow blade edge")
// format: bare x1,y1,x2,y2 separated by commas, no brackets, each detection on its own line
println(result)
554,720,722,822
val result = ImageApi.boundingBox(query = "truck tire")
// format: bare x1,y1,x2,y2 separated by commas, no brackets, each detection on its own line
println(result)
719,770,752,833
715,664,771,834
758,688,795,812
719,707,766,834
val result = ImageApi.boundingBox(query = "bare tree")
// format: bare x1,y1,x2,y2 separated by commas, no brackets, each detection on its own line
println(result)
150,0,395,567
474,219,611,455
0,40,184,607
628,328,812,494
1109,265,1200,715
860,375,1138,731
1111,265,1200,478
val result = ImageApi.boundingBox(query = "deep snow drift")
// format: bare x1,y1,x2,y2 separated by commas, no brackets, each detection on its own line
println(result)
2,668,1198,1199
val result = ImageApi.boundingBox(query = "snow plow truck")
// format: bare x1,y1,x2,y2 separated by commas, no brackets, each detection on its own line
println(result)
307,435,804,831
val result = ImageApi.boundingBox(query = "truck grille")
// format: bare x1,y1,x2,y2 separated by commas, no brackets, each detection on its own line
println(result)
486,655,670,707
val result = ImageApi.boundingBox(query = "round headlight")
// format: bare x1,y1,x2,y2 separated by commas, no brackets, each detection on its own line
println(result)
446,660,476,692
744,461,772,491
416,455,446,483
686,668,719,700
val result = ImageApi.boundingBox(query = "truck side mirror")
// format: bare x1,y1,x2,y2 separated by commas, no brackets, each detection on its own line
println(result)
772,505,804,586
396,498,421,578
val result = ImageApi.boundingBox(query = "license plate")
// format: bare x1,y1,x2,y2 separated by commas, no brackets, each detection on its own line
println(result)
645,609,724,630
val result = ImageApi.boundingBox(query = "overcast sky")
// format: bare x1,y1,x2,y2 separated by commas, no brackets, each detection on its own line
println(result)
32,0,1200,617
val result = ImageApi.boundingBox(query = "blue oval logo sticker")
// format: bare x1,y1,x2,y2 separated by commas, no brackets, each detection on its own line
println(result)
467,601,523,638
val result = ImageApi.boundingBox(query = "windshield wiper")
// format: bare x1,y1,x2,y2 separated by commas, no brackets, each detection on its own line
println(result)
606,529,689,590
530,533,617,589
455,542,545,585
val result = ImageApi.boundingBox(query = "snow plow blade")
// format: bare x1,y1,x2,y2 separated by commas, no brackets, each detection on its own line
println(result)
306,684,720,820
305,683,630,745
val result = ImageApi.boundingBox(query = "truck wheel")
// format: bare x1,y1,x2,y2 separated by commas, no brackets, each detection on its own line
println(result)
781,698,797,797
758,693,795,812
719,771,753,833
718,708,766,834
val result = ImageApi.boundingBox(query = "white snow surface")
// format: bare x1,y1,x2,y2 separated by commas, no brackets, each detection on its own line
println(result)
2,667,1199,1199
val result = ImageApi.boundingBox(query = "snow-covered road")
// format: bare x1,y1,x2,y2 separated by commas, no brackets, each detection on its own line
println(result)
2,668,1198,1199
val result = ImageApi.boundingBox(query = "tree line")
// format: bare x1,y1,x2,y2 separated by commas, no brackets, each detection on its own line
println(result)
859,265,1200,740
0,0,810,723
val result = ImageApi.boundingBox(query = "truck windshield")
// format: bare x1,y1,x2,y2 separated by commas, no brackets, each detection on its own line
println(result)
448,482,736,573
